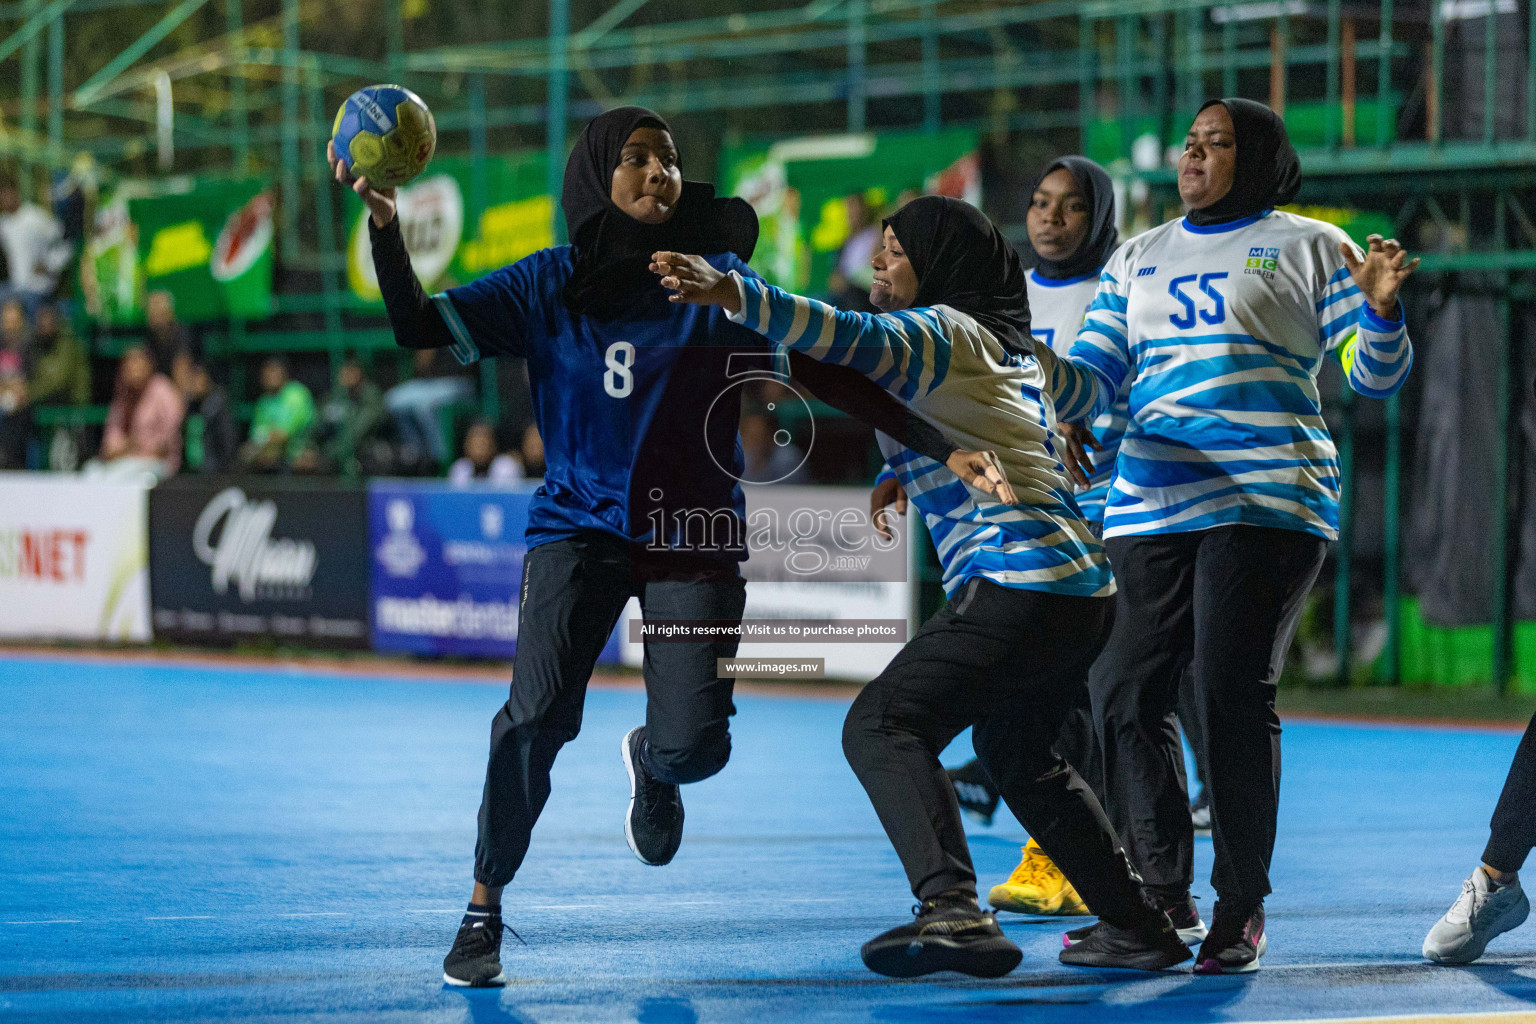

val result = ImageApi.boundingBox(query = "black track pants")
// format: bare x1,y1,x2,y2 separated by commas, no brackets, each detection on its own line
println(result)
1090,525,1326,903
843,578,1154,929
1484,711,1536,873
474,533,747,887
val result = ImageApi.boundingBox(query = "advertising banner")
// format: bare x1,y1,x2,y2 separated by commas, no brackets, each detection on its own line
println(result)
616,485,915,682
87,177,275,325
720,129,979,295
149,478,369,648
345,153,553,303
0,472,151,642
367,480,624,663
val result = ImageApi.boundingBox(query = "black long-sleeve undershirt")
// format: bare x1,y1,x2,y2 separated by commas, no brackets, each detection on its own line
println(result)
368,214,958,467
370,215,455,350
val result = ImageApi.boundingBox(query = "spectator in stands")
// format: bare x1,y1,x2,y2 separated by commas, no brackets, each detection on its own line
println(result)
448,418,523,485
239,355,315,473
739,402,810,484
0,297,32,468
29,304,90,408
385,347,475,470
172,348,238,474
0,177,72,314
519,422,545,478
827,191,882,313
295,353,386,477
144,290,194,375
85,344,183,480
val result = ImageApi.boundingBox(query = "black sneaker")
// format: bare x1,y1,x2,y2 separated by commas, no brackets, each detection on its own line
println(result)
1153,890,1208,944
861,895,1023,979
622,726,684,866
1064,892,1206,947
1194,900,1266,974
1189,789,1212,833
947,760,1000,827
1062,920,1100,947
1059,912,1193,971
442,911,519,987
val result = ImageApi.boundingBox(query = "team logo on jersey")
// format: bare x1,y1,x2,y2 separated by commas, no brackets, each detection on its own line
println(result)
1244,246,1280,280
1136,266,1157,277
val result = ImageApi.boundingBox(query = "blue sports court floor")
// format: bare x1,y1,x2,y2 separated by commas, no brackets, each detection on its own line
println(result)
2,652,1535,1024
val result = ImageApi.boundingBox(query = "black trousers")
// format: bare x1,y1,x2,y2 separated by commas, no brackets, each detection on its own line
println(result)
843,578,1152,929
474,533,747,887
1485,710,1536,873
1090,525,1326,904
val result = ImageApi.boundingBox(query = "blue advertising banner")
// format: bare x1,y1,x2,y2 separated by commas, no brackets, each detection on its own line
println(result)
368,480,623,661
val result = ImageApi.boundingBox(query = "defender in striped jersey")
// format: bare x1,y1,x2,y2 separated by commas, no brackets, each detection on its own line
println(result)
1052,99,1417,974
655,196,1189,978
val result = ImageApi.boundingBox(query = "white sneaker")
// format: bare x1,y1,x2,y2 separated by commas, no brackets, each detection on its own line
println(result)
1423,867,1530,964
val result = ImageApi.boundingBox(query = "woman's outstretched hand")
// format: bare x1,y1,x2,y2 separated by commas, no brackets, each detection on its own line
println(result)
947,449,1017,505
328,140,397,228
1342,234,1420,320
652,251,742,314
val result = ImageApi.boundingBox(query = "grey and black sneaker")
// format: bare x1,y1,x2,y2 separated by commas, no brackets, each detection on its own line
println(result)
1194,899,1266,974
860,893,1023,978
1064,891,1206,947
947,760,1000,827
1059,912,1192,971
1423,867,1530,965
622,726,684,866
443,910,521,987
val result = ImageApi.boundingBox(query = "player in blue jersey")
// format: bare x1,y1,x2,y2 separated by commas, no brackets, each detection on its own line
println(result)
655,196,1192,979
332,106,1003,987
1050,99,1418,974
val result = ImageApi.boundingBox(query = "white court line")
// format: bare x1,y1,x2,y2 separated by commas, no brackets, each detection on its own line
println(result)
144,915,214,921
1234,1011,1536,1024
3,919,81,925
278,912,347,918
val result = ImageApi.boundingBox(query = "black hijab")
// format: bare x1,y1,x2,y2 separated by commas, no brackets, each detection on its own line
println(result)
1027,155,1118,281
1185,98,1301,227
561,105,758,318
884,196,1032,356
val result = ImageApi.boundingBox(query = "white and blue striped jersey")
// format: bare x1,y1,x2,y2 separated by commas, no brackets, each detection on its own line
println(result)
1051,209,1413,541
1028,267,1128,526
726,271,1113,599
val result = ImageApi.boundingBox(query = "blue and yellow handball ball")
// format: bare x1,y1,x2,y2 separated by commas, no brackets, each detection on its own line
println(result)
331,84,436,189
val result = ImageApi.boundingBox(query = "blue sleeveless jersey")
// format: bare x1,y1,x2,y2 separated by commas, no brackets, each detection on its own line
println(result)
436,247,768,562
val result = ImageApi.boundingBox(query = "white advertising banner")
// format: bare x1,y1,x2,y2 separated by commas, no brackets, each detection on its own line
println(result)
618,486,917,682
0,472,152,641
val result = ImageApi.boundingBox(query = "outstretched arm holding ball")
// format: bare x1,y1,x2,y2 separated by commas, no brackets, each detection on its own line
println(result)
327,137,453,351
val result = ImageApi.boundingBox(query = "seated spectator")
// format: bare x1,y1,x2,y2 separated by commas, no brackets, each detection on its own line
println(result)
739,401,810,484
0,177,71,316
385,347,474,469
144,290,194,375
448,418,523,486
83,344,183,481
0,297,32,468
29,304,90,407
172,348,238,474
295,353,386,477
519,422,545,479
239,356,315,473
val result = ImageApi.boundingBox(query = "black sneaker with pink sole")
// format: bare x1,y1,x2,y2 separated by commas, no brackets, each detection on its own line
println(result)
1194,900,1266,974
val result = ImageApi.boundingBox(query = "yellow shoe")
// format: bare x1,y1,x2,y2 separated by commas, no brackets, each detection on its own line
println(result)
987,839,1092,916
